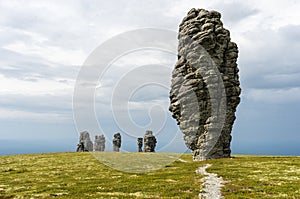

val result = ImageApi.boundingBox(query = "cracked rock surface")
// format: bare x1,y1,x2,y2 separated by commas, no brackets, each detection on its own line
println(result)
169,8,241,160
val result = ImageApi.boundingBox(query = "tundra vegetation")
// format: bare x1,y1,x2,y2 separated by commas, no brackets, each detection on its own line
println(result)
0,152,299,198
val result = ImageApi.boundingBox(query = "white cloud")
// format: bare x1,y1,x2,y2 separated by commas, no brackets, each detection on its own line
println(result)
0,75,74,96
246,87,300,104
166,0,214,18
128,99,169,110
249,0,300,29
3,41,86,66
0,107,71,122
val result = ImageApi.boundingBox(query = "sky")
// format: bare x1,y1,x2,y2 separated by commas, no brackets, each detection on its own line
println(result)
0,0,300,156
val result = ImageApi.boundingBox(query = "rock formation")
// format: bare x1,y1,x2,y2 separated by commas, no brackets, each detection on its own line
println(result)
169,8,241,160
144,130,157,152
112,133,121,152
137,138,143,152
76,142,84,152
94,135,105,151
78,131,93,152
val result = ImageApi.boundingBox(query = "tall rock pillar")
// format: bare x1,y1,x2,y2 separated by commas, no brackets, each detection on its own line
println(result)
169,9,241,160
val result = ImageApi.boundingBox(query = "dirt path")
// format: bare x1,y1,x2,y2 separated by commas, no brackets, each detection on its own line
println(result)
196,164,224,199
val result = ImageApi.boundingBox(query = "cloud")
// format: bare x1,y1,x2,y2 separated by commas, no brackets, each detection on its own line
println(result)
279,24,300,41
211,1,259,24
0,48,79,81
3,41,86,66
0,107,71,122
244,72,300,90
0,0,299,154
0,74,74,95
245,87,300,104
239,24,300,91
0,90,73,125
0,93,72,112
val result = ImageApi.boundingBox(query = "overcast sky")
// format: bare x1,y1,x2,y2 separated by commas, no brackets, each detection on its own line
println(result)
0,0,300,155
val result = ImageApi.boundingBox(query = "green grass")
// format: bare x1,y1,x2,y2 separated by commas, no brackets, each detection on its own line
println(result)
207,155,300,199
0,152,202,198
92,152,182,173
0,152,299,198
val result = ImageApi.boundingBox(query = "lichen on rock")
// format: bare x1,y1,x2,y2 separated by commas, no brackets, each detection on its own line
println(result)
169,8,241,160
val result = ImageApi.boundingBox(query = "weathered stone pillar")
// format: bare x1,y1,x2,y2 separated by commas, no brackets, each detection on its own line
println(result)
112,133,121,152
169,8,241,160
94,135,105,152
144,130,157,152
77,131,93,152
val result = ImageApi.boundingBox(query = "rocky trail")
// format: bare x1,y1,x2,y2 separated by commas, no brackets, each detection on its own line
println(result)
197,164,224,199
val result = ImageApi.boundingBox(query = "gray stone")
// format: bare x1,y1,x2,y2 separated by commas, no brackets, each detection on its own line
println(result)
76,142,84,152
137,137,143,152
144,130,157,152
112,133,121,152
94,135,105,152
77,131,93,152
169,8,241,160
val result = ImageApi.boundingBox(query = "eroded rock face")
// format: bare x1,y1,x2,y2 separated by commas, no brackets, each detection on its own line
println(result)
112,133,121,152
78,131,93,152
144,130,157,152
169,8,241,160
94,135,105,152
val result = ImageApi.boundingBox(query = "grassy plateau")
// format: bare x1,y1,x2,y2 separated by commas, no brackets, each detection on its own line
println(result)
0,152,299,198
